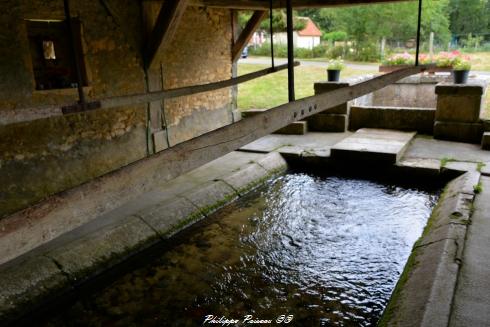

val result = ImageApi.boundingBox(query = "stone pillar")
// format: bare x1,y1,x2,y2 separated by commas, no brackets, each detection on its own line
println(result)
308,82,349,132
434,83,485,143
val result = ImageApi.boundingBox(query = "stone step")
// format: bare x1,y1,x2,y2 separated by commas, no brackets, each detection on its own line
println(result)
306,113,347,132
273,121,308,135
330,128,417,164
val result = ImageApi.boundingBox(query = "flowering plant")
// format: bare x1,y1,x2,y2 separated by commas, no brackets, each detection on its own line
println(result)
327,58,345,70
435,50,471,69
383,52,414,66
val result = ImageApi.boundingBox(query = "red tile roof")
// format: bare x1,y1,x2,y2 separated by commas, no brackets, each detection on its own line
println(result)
297,18,322,37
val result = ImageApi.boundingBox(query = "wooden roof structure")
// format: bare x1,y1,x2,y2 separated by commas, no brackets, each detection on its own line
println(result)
185,0,413,9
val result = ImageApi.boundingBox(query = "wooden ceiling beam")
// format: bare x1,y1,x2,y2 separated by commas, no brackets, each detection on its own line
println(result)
184,0,412,10
232,10,267,62
144,0,189,69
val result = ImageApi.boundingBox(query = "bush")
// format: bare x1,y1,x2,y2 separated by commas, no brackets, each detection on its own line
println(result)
327,45,345,59
312,44,329,57
353,43,380,62
248,42,329,59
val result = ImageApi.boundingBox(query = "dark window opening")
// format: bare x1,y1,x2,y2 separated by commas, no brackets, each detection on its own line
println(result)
26,19,88,90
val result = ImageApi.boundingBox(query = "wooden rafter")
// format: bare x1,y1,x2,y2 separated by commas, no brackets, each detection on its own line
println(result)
232,10,267,62
144,0,188,69
143,0,411,9
187,0,412,10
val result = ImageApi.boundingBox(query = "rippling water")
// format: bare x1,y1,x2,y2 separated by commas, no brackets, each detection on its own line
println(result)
42,173,439,327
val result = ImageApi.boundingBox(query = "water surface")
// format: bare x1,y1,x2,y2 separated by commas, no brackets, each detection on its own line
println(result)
42,173,439,326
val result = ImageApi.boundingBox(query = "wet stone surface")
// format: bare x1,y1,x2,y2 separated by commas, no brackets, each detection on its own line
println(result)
40,173,439,327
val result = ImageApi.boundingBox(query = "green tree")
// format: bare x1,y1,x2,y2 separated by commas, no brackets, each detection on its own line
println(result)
448,0,489,43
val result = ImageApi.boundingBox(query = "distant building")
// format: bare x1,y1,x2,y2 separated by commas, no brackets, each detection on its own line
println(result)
272,17,322,49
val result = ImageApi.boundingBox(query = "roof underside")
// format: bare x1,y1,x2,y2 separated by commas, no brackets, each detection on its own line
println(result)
185,0,413,10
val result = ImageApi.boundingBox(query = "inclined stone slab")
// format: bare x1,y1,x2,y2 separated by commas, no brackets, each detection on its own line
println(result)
221,163,269,195
450,176,490,327
380,171,475,327
273,121,307,135
443,161,479,174
307,114,347,132
137,196,203,237
330,128,416,164
45,215,158,280
184,180,238,212
434,121,483,144
0,255,69,323
255,152,288,174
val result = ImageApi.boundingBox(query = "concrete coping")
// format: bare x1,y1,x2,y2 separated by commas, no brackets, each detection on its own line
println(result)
435,82,487,95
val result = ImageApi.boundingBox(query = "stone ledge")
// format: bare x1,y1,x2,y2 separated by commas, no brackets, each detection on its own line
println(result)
221,163,270,195
0,256,70,324
45,215,159,282
379,171,480,327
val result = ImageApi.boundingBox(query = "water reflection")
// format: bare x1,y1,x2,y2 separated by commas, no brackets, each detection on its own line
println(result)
42,173,439,327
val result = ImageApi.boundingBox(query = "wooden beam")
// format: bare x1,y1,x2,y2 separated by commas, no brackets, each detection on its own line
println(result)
0,65,428,264
187,0,413,9
145,0,188,69
232,10,267,62
1,62,299,125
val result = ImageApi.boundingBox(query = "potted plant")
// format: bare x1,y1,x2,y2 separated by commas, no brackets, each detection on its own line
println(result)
327,58,345,82
452,56,471,84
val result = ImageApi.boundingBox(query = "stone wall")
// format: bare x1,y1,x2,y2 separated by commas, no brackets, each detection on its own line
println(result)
161,7,233,145
0,1,233,218
370,75,450,109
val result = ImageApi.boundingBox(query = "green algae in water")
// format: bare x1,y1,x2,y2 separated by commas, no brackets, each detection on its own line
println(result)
41,173,439,326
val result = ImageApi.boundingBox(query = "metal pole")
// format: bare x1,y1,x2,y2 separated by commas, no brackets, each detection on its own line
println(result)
63,0,86,109
269,0,274,69
286,0,295,102
415,0,422,66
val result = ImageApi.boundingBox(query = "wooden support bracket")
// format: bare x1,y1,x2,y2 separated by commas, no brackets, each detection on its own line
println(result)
232,10,267,62
145,0,188,69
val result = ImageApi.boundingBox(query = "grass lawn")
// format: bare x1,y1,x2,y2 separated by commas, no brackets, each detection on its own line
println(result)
466,52,490,71
237,64,372,110
238,62,490,119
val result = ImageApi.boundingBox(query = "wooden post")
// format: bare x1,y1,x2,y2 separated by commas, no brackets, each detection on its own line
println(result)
415,0,422,66
429,32,434,62
286,0,295,102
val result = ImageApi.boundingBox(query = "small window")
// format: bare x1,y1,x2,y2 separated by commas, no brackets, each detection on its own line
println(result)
26,19,88,90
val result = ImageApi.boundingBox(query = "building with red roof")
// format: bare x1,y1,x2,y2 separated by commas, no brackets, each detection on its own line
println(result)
271,17,322,49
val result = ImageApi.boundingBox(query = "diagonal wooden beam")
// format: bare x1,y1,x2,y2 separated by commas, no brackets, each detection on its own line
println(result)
144,0,188,69
0,65,430,264
232,10,267,62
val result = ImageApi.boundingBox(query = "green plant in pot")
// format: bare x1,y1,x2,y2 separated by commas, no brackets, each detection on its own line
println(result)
452,56,471,84
327,58,345,82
